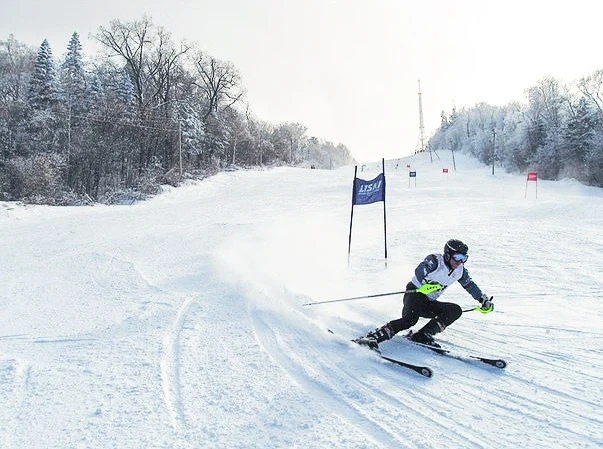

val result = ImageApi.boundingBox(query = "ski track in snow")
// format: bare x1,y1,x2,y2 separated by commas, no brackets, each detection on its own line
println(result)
250,306,504,449
161,296,194,435
390,332,603,447
250,311,409,448
0,359,31,448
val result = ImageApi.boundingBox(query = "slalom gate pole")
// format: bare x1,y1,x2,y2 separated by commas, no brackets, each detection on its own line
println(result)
347,166,357,265
302,283,443,306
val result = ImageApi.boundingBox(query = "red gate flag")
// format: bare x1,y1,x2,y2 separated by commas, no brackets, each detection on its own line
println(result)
443,168,449,173
525,172,538,199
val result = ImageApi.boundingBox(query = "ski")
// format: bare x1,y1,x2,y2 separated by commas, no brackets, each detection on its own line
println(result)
378,354,434,378
328,330,433,377
405,336,507,369
354,338,434,378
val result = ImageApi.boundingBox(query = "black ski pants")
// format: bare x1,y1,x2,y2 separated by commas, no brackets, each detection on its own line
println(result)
388,282,463,335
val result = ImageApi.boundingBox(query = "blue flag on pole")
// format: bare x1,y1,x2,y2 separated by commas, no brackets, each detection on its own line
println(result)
353,173,385,205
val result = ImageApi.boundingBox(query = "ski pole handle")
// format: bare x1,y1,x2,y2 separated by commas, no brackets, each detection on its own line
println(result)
415,283,443,295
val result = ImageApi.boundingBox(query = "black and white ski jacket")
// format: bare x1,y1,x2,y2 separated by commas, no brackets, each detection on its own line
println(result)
411,253,483,301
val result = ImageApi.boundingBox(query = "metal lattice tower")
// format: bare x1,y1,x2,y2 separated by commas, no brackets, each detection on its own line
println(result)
417,79,425,154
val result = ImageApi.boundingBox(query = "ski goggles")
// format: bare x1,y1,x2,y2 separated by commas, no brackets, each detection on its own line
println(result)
452,253,468,263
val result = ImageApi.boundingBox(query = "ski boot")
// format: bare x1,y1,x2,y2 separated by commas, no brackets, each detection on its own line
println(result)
353,323,394,351
409,319,445,348
409,330,441,348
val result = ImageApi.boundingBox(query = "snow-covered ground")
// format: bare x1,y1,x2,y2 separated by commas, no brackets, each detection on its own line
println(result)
1,151,602,449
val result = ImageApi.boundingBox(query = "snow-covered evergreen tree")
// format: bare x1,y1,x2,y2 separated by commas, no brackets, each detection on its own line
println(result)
179,101,206,161
116,69,135,105
85,72,104,113
61,33,86,112
28,39,59,110
20,40,62,157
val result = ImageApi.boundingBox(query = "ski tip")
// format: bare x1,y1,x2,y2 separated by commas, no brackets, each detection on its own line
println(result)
420,367,433,378
473,357,507,369
494,359,507,369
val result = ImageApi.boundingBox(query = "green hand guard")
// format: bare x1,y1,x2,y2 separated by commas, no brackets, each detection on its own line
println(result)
476,303,494,314
416,283,443,295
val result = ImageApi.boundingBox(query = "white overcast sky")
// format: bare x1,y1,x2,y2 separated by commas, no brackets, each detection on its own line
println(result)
3,0,603,162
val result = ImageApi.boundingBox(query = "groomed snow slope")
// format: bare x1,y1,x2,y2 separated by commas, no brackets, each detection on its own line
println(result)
1,151,602,448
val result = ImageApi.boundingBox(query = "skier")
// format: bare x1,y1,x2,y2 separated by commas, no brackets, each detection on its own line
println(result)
356,239,493,349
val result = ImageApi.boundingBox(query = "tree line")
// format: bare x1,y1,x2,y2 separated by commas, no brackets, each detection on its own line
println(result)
0,17,355,205
430,76,603,187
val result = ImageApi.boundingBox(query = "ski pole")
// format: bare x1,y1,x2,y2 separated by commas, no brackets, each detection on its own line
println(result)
463,305,494,314
302,283,443,306
302,290,404,306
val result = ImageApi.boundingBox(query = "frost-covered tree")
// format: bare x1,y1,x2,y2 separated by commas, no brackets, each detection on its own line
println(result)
0,19,360,203
499,102,528,171
0,35,34,159
59,32,88,185
563,98,595,166
271,122,307,164
95,18,153,112
85,72,104,113
24,39,63,157
578,70,603,121
0,35,34,103
525,78,570,178
28,39,59,110
116,69,135,104
246,115,274,166
179,101,206,164
61,32,86,109
430,73,603,187
202,112,229,164
191,51,245,121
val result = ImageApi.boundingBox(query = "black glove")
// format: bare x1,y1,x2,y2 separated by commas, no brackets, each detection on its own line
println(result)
479,294,494,312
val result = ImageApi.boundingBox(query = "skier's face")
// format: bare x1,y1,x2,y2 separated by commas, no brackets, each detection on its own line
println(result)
449,255,465,269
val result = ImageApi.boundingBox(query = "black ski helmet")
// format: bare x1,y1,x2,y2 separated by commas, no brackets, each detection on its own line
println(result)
444,239,468,261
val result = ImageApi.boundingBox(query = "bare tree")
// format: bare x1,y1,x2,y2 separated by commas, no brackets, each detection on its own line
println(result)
578,69,603,120
95,16,154,113
95,17,195,173
271,122,307,164
147,27,190,114
0,35,35,158
191,51,245,120
0,35,34,103
223,108,250,165
525,77,568,130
